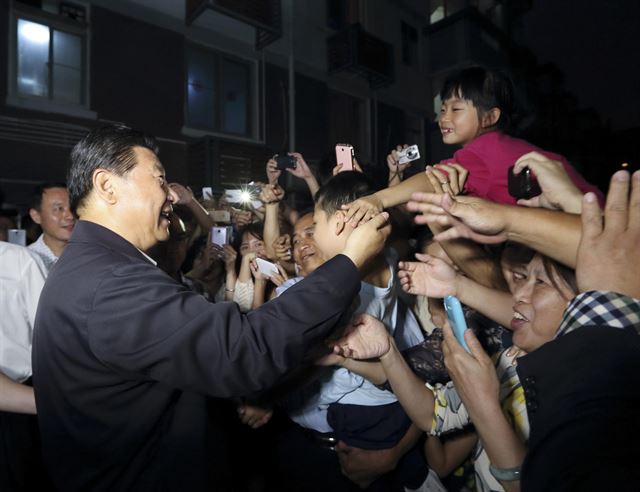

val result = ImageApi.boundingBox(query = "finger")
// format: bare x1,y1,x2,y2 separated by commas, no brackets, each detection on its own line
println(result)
406,201,446,216
435,164,460,195
448,163,469,191
630,171,640,230
463,328,486,361
414,253,432,263
414,214,453,227
425,167,444,194
603,170,630,234
516,196,541,208
580,192,603,241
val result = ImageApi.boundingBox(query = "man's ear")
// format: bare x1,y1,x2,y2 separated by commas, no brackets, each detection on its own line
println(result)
334,210,347,236
481,107,501,129
29,208,42,225
92,169,118,205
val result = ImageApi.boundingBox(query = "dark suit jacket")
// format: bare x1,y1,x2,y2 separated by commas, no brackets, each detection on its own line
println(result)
32,220,360,491
517,325,640,491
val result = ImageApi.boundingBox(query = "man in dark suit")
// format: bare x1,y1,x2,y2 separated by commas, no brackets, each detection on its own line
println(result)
31,125,391,492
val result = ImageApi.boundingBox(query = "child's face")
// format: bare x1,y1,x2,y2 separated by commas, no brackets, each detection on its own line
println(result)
439,97,483,146
312,204,348,259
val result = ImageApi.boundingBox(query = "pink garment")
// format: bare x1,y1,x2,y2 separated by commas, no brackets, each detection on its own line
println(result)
439,131,604,206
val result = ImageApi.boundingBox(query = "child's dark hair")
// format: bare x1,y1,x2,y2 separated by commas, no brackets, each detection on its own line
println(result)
314,171,374,216
440,66,515,132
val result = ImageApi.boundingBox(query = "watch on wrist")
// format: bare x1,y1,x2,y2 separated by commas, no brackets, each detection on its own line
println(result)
489,464,521,482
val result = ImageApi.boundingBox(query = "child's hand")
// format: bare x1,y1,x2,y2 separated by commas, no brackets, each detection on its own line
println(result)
425,163,468,196
398,253,458,298
513,152,582,214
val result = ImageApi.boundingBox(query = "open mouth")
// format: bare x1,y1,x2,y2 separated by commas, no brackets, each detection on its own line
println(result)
160,208,172,223
512,311,529,322
441,128,454,135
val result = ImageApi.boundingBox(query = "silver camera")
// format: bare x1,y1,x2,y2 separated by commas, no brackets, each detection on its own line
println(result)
397,145,420,165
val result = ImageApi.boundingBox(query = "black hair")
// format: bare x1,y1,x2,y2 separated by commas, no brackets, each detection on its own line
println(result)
440,66,515,132
30,182,68,211
68,124,159,214
232,222,265,271
314,171,374,216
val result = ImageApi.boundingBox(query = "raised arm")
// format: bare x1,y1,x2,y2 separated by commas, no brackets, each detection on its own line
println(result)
261,184,285,260
169,183,215,231
409,192,581,268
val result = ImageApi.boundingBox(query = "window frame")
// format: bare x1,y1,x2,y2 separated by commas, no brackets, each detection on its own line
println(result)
183,42,261,143
6,1,95,119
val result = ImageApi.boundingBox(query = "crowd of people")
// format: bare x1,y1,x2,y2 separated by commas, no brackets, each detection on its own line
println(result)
1,66,639,492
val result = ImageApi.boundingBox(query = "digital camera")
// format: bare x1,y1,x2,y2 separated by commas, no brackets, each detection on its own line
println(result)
397,145,420,165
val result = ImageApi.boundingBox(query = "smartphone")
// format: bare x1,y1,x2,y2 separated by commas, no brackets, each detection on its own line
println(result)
508,165,541,200
443,295,471,353
255,257,280,278
211,226,232,246
275,154,297,170
211,210,231,223
335,144,354,172
202,187,213,200
8,229,26,246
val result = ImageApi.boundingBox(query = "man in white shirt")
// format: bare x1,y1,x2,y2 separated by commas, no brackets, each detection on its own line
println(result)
0,241,47,490
28,183,75,271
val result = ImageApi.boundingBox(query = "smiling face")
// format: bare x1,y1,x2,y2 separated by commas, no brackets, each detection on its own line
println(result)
112,147,175,251
438,95,501,146
509,254,575,352
239,231,266,259
292,213,325,276
30,187,75,244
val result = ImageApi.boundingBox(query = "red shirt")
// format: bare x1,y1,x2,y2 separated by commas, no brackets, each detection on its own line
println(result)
439,131,604,206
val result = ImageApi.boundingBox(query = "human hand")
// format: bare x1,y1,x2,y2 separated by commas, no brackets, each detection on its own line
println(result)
398,253,458,298
332,313,391,360
425,163,469,197
232,209,253,227
237,403,273,429
273,234,292,262
576,170,640,298
260,183,285,204
513,152,583,214
335,441,398,489
442,320,500,420
249,257,268,282
268,263,289,286
168,182,195,206
266,157,281,185
341,194,385,228
285,152,313,179
407,192,510,244
221,244,237,271
387,145,413,175
341,211,391,269
315,351,346,367
332,157,364,176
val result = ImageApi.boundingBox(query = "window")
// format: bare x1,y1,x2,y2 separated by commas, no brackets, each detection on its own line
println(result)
186,45,254,138
401,22,418,67
10,3,89,109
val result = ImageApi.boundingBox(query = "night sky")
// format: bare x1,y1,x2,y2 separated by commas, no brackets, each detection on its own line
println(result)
522,0,640,131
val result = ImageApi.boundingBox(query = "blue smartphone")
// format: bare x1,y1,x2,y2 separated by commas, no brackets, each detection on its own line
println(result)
444,295,471,353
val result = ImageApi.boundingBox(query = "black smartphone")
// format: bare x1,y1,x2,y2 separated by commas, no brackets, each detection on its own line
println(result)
508,165,541,200
275,154,297,170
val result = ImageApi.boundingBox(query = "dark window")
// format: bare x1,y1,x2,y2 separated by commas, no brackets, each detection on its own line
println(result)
186,45,252,137
401,22,418,66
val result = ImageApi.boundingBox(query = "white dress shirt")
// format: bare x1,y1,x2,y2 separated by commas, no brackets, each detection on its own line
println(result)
1,242,47,382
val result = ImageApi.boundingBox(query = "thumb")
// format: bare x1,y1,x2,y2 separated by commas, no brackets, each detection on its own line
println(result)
580,192,602,240
464,329,486,360
414,253,432,263
516,196,541,208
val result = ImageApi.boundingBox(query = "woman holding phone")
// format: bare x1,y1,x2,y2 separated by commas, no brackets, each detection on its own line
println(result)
330,247,577,492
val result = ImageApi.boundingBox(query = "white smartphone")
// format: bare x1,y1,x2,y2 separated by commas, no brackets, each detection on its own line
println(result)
211,226,232,246
202,187,213,200
335,143,354,172
255,257,279,278
8,229,26,246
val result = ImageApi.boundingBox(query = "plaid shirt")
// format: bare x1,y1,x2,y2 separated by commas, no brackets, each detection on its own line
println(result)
555,291,640,338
